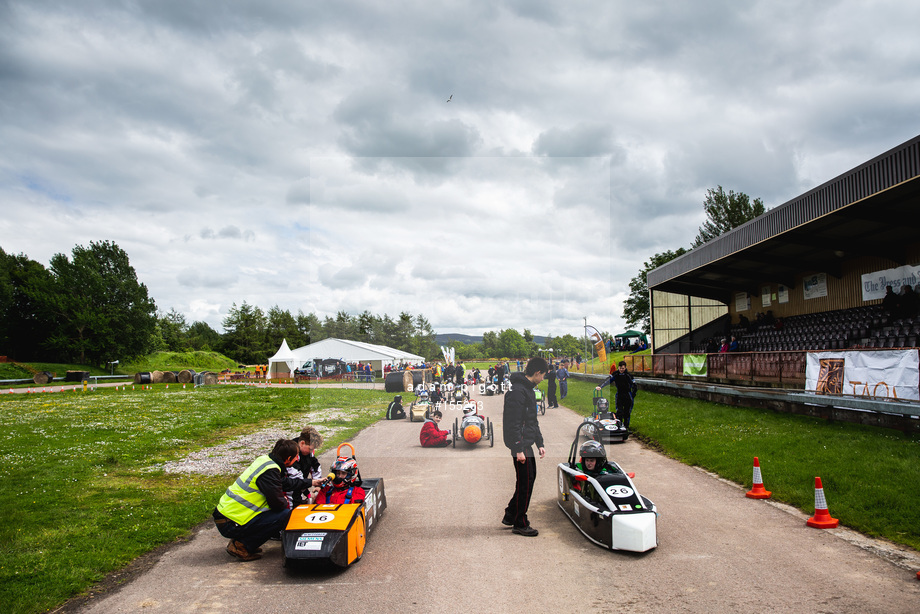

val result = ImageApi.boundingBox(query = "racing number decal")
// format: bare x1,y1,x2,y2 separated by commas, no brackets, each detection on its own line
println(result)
305,512,335,523
605,485,634,498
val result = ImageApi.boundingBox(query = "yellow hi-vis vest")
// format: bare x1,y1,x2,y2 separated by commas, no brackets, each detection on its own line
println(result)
216,455,280,525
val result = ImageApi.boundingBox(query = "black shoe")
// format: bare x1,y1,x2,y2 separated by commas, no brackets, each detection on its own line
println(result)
512,525,539,537
501,514,514,526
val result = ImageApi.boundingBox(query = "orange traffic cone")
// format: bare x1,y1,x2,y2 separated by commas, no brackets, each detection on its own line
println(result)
745,457,772,499
806,477,839,528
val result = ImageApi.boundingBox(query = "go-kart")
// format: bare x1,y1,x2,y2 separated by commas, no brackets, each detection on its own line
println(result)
452,404,494,447
557,423,657,552
535,388,546,415
282,443,387,568
583,391,628,443
409,389,431,422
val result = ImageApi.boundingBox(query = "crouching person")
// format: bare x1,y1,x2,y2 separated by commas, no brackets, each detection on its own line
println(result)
419,409,451,447
212,438,301,561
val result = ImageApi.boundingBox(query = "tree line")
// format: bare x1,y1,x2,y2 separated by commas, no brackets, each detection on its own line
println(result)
1,239,608,367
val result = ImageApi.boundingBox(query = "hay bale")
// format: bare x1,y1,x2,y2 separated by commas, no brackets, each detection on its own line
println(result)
162,371,177,384
151,370,165,384
134,372,152,384
33,371,54,385
177,369,196,384
65,370,89,382
202,372,218,385
402,371,413,392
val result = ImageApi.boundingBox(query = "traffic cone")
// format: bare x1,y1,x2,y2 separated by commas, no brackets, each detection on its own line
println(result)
745,457,772,499
806,477,839,528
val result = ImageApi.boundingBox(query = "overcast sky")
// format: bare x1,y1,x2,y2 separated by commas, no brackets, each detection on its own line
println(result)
2,1,919,339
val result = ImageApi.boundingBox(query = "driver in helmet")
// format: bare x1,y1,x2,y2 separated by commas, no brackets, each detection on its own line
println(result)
315,456,366,504
576,440,613,476
595,396,613,419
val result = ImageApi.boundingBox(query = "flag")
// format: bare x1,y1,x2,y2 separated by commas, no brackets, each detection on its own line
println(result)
585,324,607,364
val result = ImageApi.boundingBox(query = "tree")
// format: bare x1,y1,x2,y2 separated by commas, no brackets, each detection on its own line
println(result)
693,185,765,247
0,248,55,361
187,321,221,351
623,248,688,334
496,328,530,358
157,309,189,352
266,306,302,350
222,302,267,364
44,241,157,365
551,333,582,357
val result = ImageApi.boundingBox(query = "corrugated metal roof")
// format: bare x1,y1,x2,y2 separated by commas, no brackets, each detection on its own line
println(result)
648,134,920,302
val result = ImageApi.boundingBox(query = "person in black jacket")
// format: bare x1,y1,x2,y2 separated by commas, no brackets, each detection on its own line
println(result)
385,395,406,420
596,361,636,428
545,363,558,408
501,357,548,537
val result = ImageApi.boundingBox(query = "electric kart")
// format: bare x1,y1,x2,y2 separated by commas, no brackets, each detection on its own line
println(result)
535,388,546,415
557,423,657,552
282,443,387,568
452,403,494,447
409,389,431,422
583,391,628,443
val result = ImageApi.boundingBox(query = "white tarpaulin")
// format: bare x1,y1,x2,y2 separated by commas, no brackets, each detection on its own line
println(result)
805,349,919,401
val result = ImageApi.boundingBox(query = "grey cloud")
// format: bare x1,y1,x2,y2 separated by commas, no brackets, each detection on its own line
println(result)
199,226,255,241
177,267,238,289
318,263,369,290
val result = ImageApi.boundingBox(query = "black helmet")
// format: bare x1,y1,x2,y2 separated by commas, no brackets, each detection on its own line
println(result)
596,397,609,412
578,440,607,467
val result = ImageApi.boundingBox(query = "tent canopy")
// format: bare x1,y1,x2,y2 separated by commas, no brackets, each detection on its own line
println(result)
267,338,300,377
614,330,649,343
267,338,425,378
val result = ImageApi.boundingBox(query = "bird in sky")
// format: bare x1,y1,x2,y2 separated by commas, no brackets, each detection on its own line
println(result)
446,94,452,102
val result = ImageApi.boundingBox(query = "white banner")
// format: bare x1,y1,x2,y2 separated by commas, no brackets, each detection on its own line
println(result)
861,264,920,301
803,273,827,300
805,350,919,401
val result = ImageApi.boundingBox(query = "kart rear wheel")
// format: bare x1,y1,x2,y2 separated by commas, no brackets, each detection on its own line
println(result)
488,420,494,447
453,417,458,447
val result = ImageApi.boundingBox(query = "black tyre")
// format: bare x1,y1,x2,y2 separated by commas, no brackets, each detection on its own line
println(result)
453,417,458,447
488,420,494,447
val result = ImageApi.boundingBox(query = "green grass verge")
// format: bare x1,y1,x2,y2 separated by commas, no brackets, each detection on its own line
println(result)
3,377,919,613
0,384,388,614
570,379,920,551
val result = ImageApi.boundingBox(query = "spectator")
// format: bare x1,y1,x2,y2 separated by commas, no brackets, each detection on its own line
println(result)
502,357,548,537
555,362,569,402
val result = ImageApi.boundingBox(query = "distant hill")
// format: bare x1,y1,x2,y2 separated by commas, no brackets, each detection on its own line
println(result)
435,333,548,345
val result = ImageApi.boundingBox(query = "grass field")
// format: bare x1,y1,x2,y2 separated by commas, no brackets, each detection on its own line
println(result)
0,384,389,614
2,373,919,613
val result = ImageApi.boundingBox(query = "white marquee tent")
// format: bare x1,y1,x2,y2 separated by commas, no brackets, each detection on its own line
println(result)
267,338,425,378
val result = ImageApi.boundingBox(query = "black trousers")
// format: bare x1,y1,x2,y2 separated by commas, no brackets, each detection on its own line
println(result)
505,450,537,528
547,382,557,407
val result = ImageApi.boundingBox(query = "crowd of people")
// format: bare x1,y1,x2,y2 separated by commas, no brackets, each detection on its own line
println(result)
216,353,639,562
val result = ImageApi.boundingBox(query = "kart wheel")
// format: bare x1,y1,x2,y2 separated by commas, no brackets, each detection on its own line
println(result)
453,417,458,447
489,421,494,447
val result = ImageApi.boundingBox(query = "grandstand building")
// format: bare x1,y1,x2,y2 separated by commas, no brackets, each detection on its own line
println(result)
648,133,920,357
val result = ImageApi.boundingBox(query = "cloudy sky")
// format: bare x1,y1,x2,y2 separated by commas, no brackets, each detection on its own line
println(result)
2,1,919,339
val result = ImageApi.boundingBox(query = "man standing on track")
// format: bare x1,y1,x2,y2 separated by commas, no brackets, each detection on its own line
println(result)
502,356,548,537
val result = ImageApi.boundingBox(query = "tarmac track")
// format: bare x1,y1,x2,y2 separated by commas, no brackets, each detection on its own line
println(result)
72,385,920,614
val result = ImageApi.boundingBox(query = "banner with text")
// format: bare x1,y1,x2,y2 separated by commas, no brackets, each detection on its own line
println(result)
805,349,919,401
861,264,920,301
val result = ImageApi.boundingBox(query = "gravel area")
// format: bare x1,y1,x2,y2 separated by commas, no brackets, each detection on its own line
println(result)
151,408,353,476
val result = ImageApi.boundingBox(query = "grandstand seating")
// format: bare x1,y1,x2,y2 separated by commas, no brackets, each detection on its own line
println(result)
696,304,920,353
